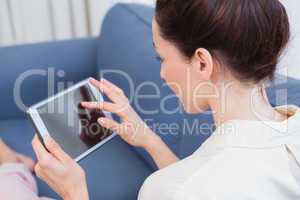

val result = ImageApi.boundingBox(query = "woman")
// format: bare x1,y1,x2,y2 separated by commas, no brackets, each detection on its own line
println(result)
1,0,300,199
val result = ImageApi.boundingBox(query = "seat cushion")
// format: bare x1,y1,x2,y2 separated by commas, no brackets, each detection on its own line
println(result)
0,119,153,200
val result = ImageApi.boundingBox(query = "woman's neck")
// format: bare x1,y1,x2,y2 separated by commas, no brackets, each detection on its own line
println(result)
208,81,287,128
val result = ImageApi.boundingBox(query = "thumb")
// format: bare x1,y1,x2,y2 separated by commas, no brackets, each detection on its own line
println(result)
44,135,72,162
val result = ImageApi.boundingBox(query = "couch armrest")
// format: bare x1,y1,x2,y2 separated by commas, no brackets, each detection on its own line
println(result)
0,38,98,120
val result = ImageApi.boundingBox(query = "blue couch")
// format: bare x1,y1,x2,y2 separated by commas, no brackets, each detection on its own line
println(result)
1,3,300,200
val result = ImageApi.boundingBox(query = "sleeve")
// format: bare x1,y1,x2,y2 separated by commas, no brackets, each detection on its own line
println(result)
0,163,55,200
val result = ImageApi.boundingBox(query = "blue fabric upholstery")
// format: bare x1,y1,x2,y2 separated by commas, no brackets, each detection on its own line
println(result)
97,3,183,169
80,137,153,200
0,38,98,120
267,75,300,106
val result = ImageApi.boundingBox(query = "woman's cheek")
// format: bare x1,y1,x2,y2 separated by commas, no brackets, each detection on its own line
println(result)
163,64,185,98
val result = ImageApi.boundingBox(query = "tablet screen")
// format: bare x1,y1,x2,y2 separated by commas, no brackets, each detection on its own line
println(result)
36,84,113,159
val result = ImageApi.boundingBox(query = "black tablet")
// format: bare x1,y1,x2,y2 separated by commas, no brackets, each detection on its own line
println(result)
27,78,116,162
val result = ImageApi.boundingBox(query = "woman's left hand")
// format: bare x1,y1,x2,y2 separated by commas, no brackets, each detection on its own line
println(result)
32,135,89,200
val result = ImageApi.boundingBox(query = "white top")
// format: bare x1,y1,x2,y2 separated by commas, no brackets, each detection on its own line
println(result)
138,105,300,200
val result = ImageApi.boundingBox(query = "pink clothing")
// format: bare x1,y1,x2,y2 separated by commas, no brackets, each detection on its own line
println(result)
0,163,55,200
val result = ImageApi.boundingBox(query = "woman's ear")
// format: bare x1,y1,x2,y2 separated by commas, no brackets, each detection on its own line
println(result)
191,48,214,81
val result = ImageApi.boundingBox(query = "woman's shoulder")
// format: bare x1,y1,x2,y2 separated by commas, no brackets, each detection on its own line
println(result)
139,145,293,200
138,150,230,200
183,145,300,197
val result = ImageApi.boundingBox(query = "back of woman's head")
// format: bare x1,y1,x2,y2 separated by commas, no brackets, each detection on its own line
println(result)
155,0,290,83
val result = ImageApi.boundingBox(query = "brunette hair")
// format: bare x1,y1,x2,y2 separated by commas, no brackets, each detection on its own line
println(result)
155,0,290,83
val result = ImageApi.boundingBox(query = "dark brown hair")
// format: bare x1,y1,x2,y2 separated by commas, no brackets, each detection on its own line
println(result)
155,0,290,83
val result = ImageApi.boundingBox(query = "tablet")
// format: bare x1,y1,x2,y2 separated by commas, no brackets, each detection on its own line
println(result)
27,78,116,162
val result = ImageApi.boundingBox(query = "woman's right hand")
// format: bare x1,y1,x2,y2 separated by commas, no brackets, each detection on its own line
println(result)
81,78,159,150
32,135,89,200
82,78,179,169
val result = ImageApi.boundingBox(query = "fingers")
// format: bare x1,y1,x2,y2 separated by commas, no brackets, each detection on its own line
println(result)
90,78,126,103
43,135,72,162
32,135,57,168
17,154,36,172
34,164,51,182
91,78,123,94
98,118,124,134
81,101,128,119
32,134,71,164
101,79,124,94
32,135,51,161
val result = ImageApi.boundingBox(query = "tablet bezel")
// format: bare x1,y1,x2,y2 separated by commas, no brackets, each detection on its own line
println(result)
27,77,117,162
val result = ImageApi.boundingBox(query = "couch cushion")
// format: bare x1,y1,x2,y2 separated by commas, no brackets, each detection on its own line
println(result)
266,75,300,106
0,119,153,200
97,3,182,168
0,38,98,120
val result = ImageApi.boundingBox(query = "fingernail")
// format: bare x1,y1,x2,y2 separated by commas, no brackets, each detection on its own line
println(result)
98,118,105,124
81,102,88,106
100,78,106,83
99,84,105,91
